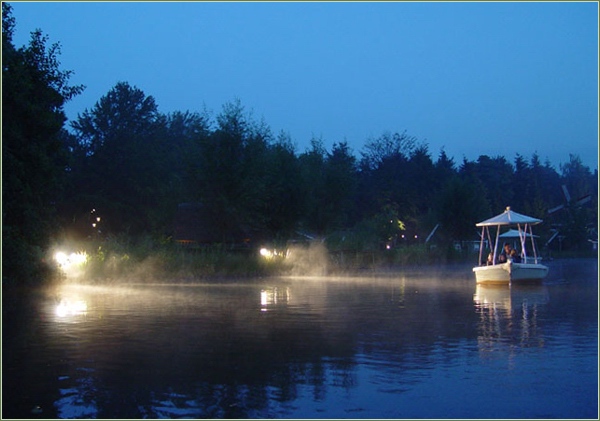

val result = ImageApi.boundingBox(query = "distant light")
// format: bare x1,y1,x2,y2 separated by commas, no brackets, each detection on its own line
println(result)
70,252,87,265
260,247,286,259
54,252,69,266
54,251,88,269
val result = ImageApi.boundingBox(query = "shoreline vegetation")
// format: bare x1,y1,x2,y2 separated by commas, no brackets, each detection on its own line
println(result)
48,236,597,285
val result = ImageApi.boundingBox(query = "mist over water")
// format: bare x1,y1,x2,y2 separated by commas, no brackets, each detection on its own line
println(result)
284,242,330,276
2,259,597,419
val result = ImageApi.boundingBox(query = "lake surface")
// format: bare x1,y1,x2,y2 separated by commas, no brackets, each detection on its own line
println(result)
2,259,597,419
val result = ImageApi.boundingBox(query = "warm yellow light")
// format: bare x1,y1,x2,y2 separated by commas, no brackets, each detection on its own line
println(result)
70,252,87,265
260,248,272,258
54,252,69,266
260,247,287,260
54,251,88,269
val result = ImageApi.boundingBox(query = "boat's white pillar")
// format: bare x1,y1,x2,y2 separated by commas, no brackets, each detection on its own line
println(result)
518,223,527,261
478,227,484,265
529,224,539,264
492,226,500,264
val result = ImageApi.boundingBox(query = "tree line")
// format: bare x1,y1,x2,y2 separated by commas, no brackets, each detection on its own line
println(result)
59,84,600,249
3,4,598,285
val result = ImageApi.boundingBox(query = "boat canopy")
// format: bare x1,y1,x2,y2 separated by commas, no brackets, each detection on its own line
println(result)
499,229,539,239
476,207,542,227
475,207,543,266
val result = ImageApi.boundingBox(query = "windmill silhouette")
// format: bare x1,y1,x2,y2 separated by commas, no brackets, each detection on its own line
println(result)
547,185,591,214
546,185,592,249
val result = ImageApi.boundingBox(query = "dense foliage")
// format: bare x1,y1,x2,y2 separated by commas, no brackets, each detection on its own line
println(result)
3,6,598,285
2,4,84,285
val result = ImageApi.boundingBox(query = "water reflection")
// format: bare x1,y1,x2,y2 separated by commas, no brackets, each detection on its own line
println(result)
260,286,291,312
35,279,451,418
473,284,549,353
3,261,597,419
55,370,98,419
55,299,88,318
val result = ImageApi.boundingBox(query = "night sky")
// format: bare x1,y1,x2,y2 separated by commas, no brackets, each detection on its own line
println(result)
8,1,599,170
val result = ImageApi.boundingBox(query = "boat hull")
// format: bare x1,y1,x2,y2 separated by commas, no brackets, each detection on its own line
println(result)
473,261,549,284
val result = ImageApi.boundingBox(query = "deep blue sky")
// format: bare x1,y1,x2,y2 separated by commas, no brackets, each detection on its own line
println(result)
8,1,599,170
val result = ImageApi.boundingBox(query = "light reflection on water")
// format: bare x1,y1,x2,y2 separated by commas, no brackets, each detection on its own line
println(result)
473,284,550,354
2,260,597,419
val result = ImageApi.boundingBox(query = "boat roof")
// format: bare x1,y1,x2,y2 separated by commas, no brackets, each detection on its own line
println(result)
476,207,543,227
499,229,539,238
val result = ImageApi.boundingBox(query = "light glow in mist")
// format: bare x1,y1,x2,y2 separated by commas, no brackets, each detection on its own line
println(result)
54,250,88,279
54,251,88,269
259,247,286,259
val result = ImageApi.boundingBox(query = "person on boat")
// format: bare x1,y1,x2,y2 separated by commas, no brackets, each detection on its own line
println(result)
510,248,522,263
498,243,512,263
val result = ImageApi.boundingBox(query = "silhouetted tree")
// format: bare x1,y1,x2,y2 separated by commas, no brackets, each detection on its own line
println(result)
359,138,410,219
2,3,84,284
529,154,562,217
471,155,515,213
321,141,358,230
69,82,168,235
187,99,276,241
360,131,416,171
357,131,422,223
406,144,436,217
433,149,456,187
260,132,304,238
165,110,212,199
298,138,328,233
435,175,491,242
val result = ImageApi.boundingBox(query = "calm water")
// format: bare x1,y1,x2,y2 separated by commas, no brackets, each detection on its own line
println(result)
2,259,597,419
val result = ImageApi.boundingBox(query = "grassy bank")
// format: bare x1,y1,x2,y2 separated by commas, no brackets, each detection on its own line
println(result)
54,237,268,282
51,235,491,283
51,234,597,284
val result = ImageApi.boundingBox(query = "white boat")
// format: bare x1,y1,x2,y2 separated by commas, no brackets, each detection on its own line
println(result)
472,207,549,284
